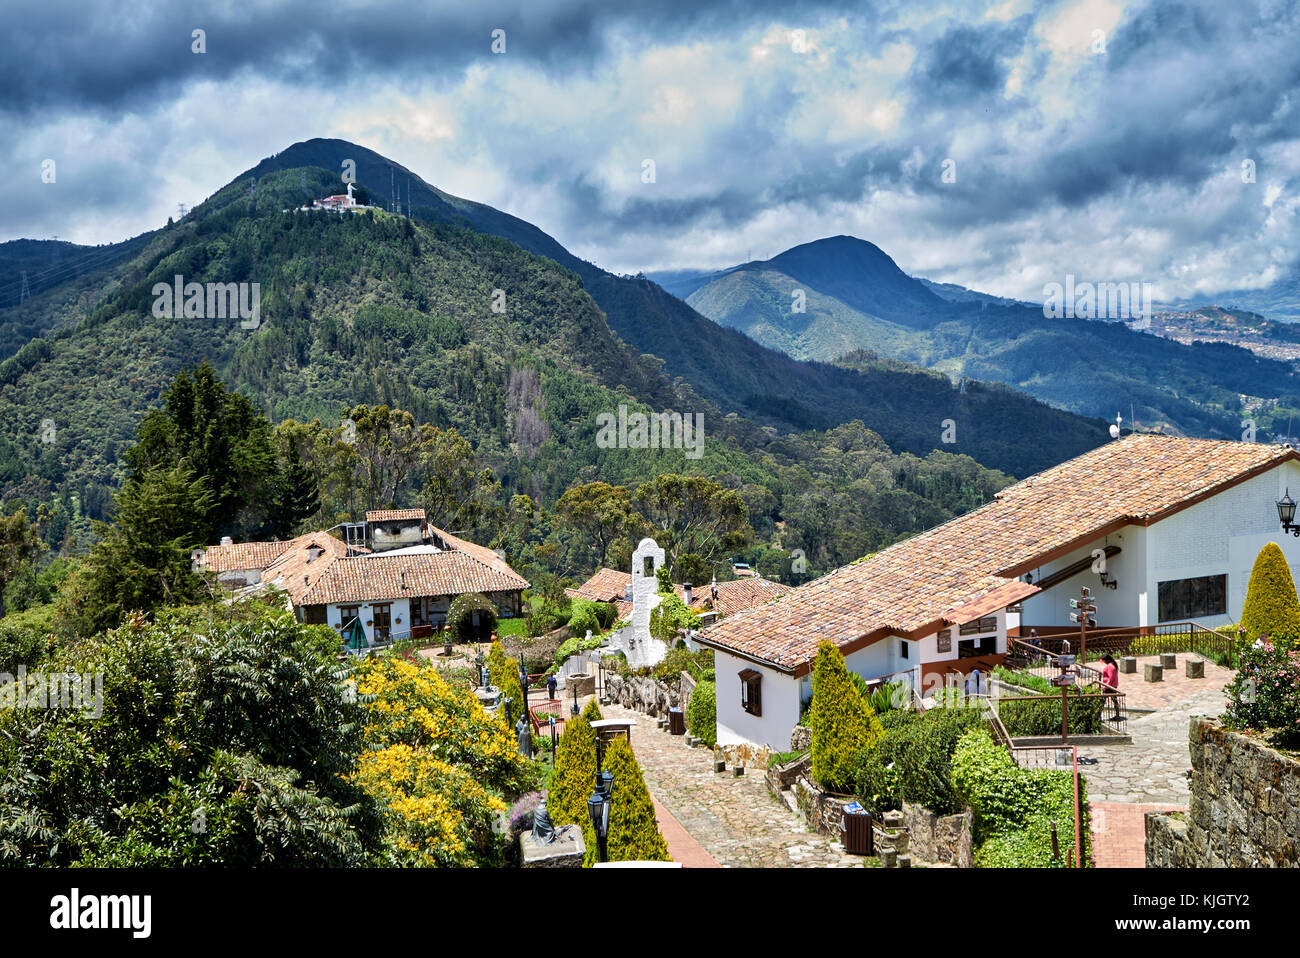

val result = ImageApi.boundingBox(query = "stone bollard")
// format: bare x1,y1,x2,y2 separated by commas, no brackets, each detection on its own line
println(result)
1144,663,1163,682
880,847,898,868
882,810,904,829
714,759,726,773
686,735,697,747
1160,653,1177,670
733,765,744,777
1186,658,1205,679
657,718,667,730
1120,656,1137,674
897,854,912,868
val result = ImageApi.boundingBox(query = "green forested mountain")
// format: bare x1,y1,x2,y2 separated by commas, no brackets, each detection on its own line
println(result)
667,235,1300,440
0,145,1113,578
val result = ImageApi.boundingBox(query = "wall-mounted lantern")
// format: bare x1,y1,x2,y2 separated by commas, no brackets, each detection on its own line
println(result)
1279,490,1300,537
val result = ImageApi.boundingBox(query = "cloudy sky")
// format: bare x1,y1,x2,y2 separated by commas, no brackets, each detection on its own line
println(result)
5,0,1300,301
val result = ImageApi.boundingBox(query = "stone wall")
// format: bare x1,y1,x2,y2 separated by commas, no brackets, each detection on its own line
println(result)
680,670,697,727
903,802,973,868
793,776,855,838
789,725,811,753
604,673,680,716
1146,718,1300,867
718,741,773,771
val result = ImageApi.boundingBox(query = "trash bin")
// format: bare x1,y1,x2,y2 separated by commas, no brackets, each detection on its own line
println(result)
842,802,874,856
668,707,685,736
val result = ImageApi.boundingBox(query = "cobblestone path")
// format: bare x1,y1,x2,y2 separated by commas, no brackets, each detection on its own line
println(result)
1080,654,1232,866
602,703,861,868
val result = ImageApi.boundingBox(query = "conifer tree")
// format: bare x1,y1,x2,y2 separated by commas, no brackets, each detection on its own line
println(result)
1241,542,1300,648
809,640,884,792
601,737,670,863
548,712,598,829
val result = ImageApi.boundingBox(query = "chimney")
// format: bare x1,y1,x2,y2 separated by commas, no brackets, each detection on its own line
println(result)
401,570,408,590
683,582,693,605
220,536,233,547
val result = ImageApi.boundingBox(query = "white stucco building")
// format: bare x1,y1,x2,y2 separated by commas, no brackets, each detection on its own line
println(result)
697,436,1300,756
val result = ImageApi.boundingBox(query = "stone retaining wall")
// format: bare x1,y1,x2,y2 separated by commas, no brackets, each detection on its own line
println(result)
603,673,680,716
1146,718,1300,867
718,742,772,770
794,776,855,838
902,802,973,868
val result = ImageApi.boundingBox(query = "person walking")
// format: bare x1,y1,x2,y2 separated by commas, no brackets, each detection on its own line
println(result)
546,672,558,702
1099,653,1122,721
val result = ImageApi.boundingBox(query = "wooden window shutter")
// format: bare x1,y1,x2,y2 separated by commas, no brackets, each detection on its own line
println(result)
739,669,762,717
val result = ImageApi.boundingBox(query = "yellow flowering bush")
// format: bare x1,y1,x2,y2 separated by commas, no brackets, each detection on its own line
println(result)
351,655,533,866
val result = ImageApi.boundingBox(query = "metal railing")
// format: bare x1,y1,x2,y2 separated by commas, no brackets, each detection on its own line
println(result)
1013,621,1235,666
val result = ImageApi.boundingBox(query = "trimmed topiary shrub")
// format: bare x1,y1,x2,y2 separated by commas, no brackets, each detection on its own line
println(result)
1241,542,1300,648
600,737,670,864
581,699,603,722
809,641,884,792
548,713,598,829
687,679,716,747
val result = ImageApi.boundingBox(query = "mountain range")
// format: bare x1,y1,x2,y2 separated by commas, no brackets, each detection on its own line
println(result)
652,236,1300,440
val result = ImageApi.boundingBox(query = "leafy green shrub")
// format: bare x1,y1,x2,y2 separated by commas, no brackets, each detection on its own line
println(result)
592,602,618,630
1241,542,1300,648
992,665,1052,695
649,644,712,681
687,679,716,747
581,699,603,722
0,602,56,673
950,728,1088,867
853,705,981,814
600,737,670,864
555,631,604,666
878,709,919,732
649,591,701,644
1223,638,1300,743
566,599,604,638
488,641,525,723
809,641,884,792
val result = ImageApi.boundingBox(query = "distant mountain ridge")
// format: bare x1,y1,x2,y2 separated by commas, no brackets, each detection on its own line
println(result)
666,235,1300,442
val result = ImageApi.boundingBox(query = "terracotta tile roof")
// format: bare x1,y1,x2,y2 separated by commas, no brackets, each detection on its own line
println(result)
428,525,520,580
365,508,427,522
698,577,795,618
300,549,529,606
199,539,293,573
698,435,1300,672
259,532,354,605
567,568,633,603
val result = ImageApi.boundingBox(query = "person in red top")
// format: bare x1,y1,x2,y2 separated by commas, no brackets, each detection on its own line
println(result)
1099,654,1121,720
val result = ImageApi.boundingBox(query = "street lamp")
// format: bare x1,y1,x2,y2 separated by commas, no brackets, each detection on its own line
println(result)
504,697,513,729
571,681,580,717
587,770,614,863
1279,490,1300,536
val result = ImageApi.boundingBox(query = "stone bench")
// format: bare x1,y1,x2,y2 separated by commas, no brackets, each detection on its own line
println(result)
1160,652,1177,670
1186,658,1205,679
1120,656,1137,674
1144,663,1163,682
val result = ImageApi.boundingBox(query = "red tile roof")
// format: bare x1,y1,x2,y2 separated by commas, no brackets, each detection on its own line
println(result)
199,539,293,573
567,568,633,603
259,532,354,605
301,549,528,605
698,435,1300,673
697,577,795,618
365,508,427,522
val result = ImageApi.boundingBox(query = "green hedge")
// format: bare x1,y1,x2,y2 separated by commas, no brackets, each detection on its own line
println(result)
598,737,670,864
687,679,716,747
852,706,982,815
996,689,1104,736
951,728,1089,867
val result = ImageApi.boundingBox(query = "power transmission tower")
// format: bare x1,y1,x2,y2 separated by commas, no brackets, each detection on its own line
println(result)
19,270,30,305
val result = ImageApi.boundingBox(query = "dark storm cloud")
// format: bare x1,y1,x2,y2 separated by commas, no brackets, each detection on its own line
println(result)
919,23,1023,94
0,0,858,117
